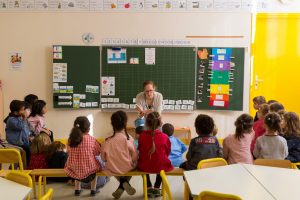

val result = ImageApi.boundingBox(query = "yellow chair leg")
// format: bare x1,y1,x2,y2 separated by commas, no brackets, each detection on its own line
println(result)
142,175,148,200
43,176,47,195
32,175,37,199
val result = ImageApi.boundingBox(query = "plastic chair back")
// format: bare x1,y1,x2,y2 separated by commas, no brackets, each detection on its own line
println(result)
39,188,53,200
0,148,24,170
254,159,293,169
197,158,228,169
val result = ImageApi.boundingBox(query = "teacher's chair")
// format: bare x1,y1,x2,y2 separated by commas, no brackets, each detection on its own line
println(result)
197,158,228,169
197,190,242,200
6,171,32,200
160,170,173,200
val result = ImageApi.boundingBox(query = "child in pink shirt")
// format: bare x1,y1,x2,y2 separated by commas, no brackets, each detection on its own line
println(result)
101,110,138,199
223,114,254,164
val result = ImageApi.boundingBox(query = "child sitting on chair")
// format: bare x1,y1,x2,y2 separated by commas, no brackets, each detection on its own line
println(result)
162,123,187,167
101,110,138,199
180,114,222,170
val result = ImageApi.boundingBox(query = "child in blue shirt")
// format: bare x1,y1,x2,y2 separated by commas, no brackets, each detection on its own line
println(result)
134,117,145,148
162,123,187,167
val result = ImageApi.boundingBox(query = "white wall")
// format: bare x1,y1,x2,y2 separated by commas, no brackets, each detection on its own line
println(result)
0,12,251,139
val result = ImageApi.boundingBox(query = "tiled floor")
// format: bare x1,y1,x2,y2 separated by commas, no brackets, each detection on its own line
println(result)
46,175,184,200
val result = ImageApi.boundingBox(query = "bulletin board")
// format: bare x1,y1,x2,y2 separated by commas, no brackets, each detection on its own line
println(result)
52,45,100,108
100,46,196,112
195,47,245,111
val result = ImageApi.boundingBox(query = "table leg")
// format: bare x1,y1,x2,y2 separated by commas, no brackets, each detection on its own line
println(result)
142,175,148,200
32,175,36,199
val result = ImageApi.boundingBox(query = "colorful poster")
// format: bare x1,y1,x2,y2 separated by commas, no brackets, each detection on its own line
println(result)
107,48,126,64
101,76,115,96
9,52,22,69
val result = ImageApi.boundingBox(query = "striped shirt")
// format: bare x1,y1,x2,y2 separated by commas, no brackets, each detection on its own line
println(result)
64,134,101,180
101,131,138,176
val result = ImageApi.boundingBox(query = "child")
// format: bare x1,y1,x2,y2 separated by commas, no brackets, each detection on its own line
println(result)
24,94,38,111
138,112,173,198
269,102,285,113
101,110,138,199
251,103,269,153
28,132,51,169
64,116,101,196
253,96,266,122
253,112,288,159
223,114,254,164
4,100,31,166
47,141,68,169
162,123,187,167
282,112,300,163
28,100,53,141
180,114,222,170
134,117,145,148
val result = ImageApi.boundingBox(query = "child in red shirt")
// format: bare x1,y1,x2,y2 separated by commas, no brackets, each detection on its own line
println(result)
28,132,51,170
137,112,173,198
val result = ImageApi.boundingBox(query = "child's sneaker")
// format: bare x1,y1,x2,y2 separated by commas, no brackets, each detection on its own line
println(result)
122,181,136,195
147,188,154,198
74,190,82,196
90,189,100,196
112,188,124,199
152,188,161,197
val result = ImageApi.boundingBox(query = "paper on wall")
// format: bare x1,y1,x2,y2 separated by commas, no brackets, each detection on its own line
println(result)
101,76,115,96
145,48,155,65
53,63,67,82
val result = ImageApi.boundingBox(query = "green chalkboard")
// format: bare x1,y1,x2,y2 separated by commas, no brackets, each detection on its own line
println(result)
52,45,100,109
100,46,196,112
196,47,244,111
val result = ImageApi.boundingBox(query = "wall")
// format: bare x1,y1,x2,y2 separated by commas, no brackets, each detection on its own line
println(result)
0,12,251,139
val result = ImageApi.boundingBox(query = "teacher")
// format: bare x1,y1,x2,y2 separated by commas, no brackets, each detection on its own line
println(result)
136,80,163,117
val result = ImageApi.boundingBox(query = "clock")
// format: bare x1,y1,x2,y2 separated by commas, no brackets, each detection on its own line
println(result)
82,33,95,44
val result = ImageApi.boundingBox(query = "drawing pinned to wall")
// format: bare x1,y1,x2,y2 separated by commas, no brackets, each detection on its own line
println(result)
145,48,155,65
198,48,208,59
101,76,115,96
129,57,139,64
9,52,22,69
53,63,67,82
107,48,126,63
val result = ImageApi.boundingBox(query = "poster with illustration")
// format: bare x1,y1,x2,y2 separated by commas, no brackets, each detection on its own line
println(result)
9,52,22,69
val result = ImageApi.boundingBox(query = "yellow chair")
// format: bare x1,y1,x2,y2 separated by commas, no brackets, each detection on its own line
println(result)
6,171,32,200
292,162,300,169
39,188,53,200
197,190,242,200
197,158,228,169
160,170,173,200
253,159,293,169
0,148,24,170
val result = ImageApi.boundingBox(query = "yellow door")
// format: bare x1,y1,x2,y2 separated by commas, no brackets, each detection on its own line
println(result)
250,13,300,116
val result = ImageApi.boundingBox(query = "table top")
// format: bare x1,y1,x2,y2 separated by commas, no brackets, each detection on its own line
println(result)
183,164,275,200
243,164,300,200
0,177,32,200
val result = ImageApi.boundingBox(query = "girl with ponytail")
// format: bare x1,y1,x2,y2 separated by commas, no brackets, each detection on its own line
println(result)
253,112,288,159
101,110,138,199
223,114,254,164
64,116,102,197
137,112,173,198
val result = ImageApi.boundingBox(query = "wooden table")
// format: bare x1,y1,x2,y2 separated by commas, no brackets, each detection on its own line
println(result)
0,177,31,200
184,164,275,200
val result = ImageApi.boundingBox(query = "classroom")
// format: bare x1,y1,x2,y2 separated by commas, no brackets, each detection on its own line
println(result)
1,0,300,199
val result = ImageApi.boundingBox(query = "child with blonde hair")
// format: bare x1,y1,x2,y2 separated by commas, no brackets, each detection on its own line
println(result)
28,132,51,169
253,112,288,159
223,114,254,164
64,116,101,196
138,112,173,198
101,110,138,199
